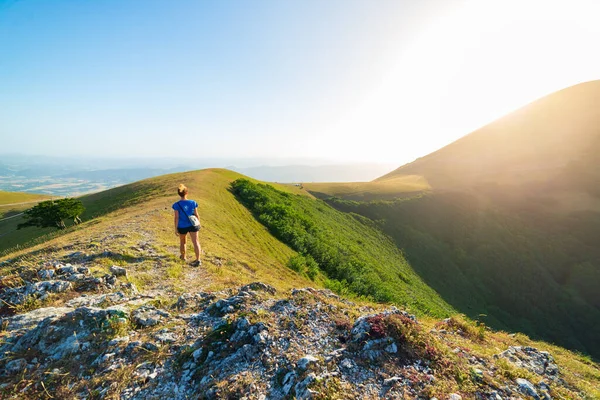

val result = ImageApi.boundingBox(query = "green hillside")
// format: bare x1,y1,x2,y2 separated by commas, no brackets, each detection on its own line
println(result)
0,191,53,253
0,190,51,206
2,169,452,316
231,179,453,316
1,169,313,292
1,169,599,397
328,193,600,359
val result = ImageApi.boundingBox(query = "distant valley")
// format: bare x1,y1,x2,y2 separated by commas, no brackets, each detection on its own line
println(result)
0,155,395,196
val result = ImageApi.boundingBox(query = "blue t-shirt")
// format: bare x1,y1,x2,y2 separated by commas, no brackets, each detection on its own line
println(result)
173,199,198,228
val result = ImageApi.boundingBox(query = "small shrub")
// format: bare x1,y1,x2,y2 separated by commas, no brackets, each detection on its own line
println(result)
443,315,486,342
367,315,388,338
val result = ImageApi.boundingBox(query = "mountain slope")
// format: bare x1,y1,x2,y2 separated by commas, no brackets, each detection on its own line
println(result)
380,80,600,190
309,81,600,360
1,170,599,398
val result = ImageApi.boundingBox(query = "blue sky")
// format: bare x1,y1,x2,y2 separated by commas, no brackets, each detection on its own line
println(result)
2,0,600,164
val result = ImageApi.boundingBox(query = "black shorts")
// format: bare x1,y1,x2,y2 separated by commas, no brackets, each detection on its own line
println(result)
177,226,200,234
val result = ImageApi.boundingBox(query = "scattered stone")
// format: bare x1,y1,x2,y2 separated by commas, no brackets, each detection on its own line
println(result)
239,282,276,295
110,266,128,277
67,273,86,282
297,355,319,371
282,371,296,395
38,269,55,279
0,278,584,400
383,376,403,386
340,358,355,370
154,330,177,343
77,266,90,274
497,346,559,380
56,264,77,275
2,306,73,332
132,306,170,327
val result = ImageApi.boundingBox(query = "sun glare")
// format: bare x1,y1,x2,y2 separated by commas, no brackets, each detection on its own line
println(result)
326,0,600,164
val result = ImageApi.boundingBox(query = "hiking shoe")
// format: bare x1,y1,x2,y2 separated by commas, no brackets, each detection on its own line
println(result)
190,260,201,267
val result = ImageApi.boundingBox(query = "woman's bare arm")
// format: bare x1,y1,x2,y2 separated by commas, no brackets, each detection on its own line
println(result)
174,210,179,235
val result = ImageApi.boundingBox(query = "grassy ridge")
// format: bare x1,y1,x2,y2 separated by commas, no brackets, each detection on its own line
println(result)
327,193,600,359
303,174,430,201
0,191,50,206
231,178,454,317
1,169,313,293
0,191,54,253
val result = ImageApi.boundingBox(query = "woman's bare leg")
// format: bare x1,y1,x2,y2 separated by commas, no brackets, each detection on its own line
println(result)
189,231,201,261
179,234,187,260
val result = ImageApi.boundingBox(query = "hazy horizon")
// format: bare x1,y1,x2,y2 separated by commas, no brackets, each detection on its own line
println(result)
3,1,600,165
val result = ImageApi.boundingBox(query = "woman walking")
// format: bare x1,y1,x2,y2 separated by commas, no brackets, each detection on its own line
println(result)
173,184,202,267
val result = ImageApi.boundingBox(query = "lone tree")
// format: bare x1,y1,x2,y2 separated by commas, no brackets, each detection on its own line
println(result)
18,198,85,230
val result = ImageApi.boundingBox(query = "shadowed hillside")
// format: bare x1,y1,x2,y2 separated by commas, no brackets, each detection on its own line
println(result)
310,81,600,360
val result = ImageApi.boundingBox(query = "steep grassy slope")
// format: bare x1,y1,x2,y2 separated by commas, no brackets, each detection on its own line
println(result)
231,179,453,317
379,80,600,189
328,194,600,359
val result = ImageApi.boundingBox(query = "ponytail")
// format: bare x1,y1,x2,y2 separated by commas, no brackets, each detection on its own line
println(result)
177,184,188,197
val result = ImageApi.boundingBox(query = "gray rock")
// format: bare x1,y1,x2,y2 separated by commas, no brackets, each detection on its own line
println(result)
34,280,71,294
38,269,55,279
50,332,84,360
77,266,90,274
154,330,177,343
297,355,319,371
385,342,398,353
56,264,77,275
66,273,86,282
192,348,203,362
449,394,462,400
239,282,276,295
340,358,355,370
516,378,540,400
132,306,170,327
5,358,27,374
2,306,73,332
110,266,128,277
294,373,316,400
383,376,402,386
282,371,296,395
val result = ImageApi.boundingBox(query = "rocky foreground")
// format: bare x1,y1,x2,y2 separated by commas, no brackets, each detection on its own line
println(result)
0,260,588,399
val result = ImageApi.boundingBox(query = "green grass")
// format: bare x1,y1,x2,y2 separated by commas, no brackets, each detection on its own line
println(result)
0,190,51,206
1,169,599,398
231,178,454,317
327,192,600,360
0,191,54,252
1,169,313,293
